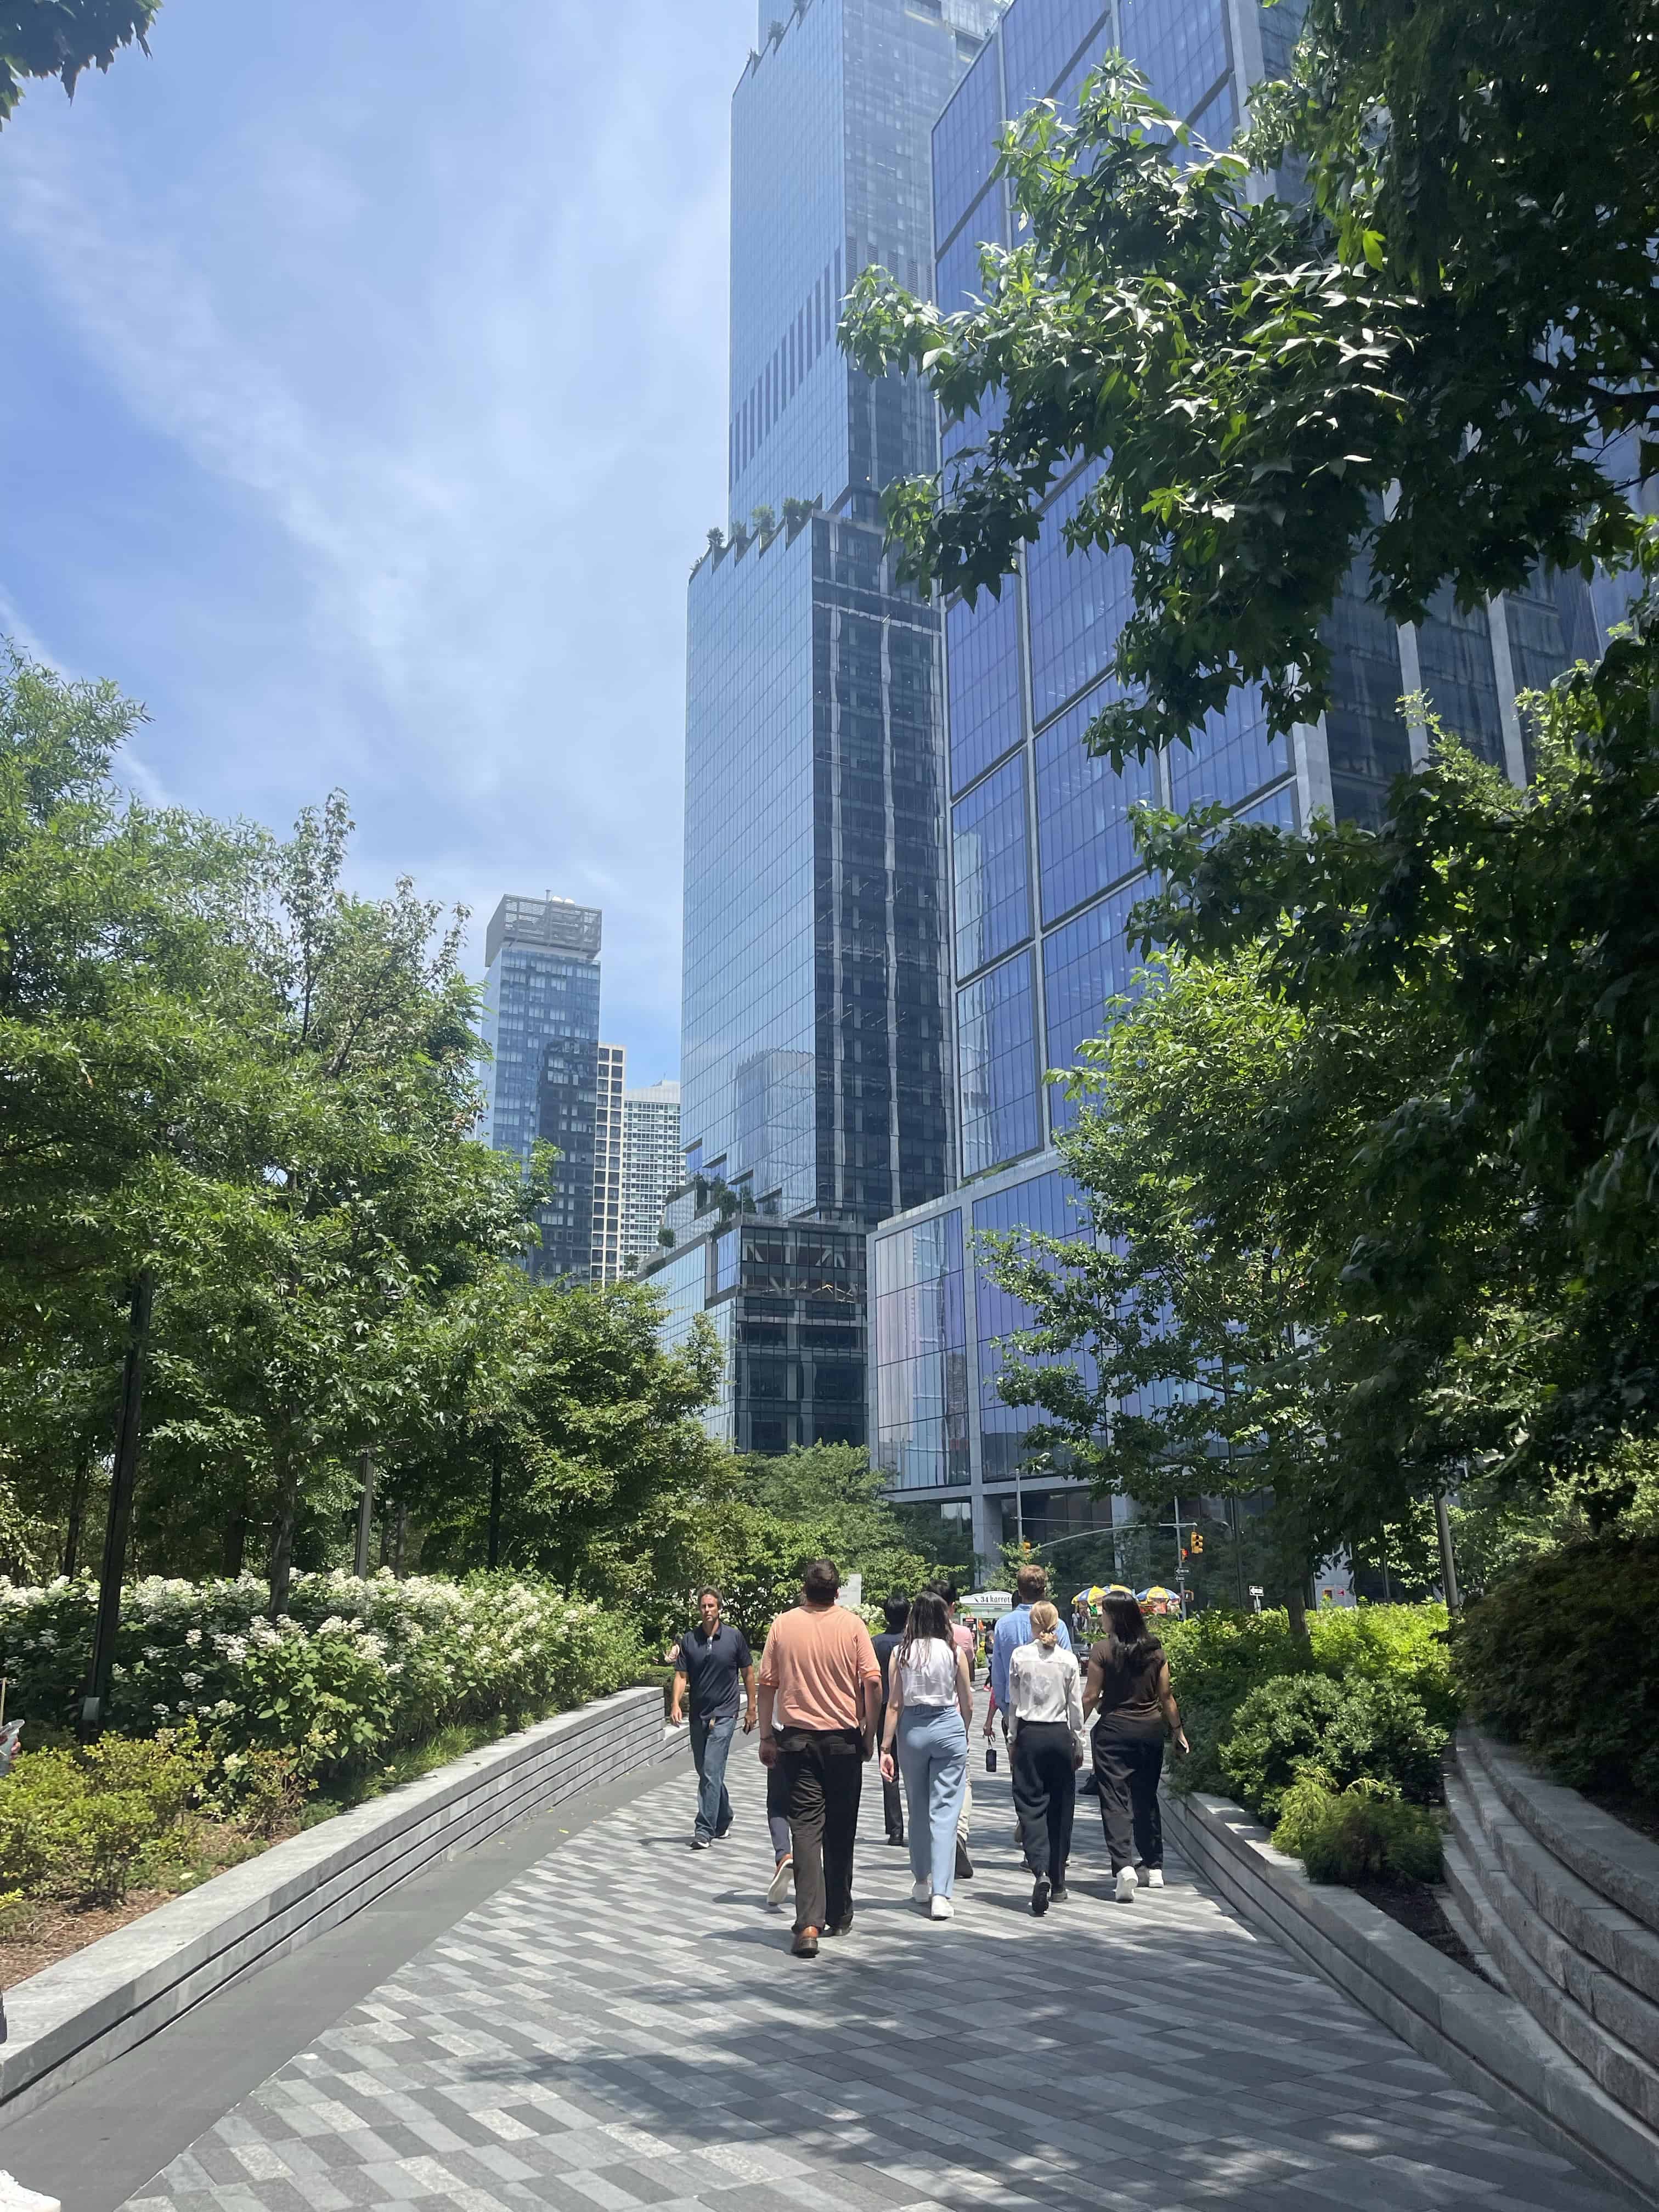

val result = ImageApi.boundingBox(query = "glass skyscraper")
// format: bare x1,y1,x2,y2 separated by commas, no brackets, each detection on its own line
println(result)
478,894,604,1287
867,0,1607,1567
650,0,1005,1453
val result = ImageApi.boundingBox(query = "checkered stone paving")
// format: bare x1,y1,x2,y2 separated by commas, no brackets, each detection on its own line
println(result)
122,1712,1627,2212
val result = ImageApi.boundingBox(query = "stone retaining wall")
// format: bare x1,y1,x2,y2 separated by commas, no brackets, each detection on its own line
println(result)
1163,1784,1659,2208
0,1685,680,2124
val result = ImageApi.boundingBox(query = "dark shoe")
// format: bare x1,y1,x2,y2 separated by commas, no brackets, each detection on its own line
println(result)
886,1831,905,1847
822,1910,854,1937
955,1839,974,1880
714,1822,732,1839
1031,1872,1051,1917
792,1927,820,1957
690,1836,711,1850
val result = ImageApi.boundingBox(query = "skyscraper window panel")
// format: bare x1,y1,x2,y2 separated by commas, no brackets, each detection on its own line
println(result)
1416,586,1506,769
1119,0,1231,122
1166,684,1284,814
957,948,1043,1175
953,752,1032,979
1042,878,1150,1136
972,1170,1097,1477
941,383,1008,472
1321,550,1413,824
1258,0,1311,84
932,27,1006,249
936,208,1003,319
1233,782,1300,832
872,1210,968,1489
1035,681,1159,922
946,583,1024,794
1025,466,1135,726
1183,75,1238,149
1001,0,1110,114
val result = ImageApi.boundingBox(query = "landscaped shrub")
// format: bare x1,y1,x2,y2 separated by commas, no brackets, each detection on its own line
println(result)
1159,1607,1304,1796
0,1726,211,1903
1308,1605,1459,1734
1220,1672,1448,1820
0,1571,646,1783
1272,1774,1443,1886
1454,1534,1659,1803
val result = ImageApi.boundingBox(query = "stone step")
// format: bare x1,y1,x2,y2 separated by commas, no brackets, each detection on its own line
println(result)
1435,1842,1511,1994
1447,1771,1659,2136
1464,1726,1659,1939
1455,1735,1659,2012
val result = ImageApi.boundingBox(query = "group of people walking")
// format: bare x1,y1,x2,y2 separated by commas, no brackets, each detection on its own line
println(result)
671,1559,1187,1953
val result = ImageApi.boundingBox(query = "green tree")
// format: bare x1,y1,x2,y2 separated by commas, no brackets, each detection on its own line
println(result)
736,1442,936,1601
2,2,160,127
842,3,1656,761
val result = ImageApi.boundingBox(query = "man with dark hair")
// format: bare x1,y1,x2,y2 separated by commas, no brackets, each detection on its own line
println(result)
757,1558,882,1957
871,1592,911,1846
671,1586,755,1849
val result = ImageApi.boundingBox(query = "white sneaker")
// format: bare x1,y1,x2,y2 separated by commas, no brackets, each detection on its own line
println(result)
929,1894,955,1921
911,1878,932,1904
1115,1866,1138,1903
1141,1866,1165,1888
766,1856,794,1907
0,2176,61,2212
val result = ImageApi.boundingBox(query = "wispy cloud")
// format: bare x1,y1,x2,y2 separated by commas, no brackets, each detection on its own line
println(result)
0,0,755,1070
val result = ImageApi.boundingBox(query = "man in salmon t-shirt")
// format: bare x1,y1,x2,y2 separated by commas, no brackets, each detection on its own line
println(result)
758,1558,882,1959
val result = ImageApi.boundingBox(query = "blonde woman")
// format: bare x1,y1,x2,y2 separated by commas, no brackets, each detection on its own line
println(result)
1007,1600,1086,1915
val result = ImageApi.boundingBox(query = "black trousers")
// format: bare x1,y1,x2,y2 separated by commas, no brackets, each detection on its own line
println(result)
878,1700,904,1837
1012,1720,1077,1884
1093,1730,1165,1872
778,1726,864,1933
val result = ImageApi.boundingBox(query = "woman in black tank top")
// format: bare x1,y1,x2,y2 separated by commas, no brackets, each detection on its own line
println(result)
1084,1595,1189,1900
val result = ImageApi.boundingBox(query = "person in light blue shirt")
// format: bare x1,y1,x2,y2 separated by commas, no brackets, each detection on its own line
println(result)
989,1565,1073,1731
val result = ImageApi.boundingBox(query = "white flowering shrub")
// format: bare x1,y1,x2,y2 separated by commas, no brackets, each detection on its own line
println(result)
0,1571,644,1781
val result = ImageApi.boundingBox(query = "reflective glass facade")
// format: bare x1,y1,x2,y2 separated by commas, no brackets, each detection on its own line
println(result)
872,0,1592,1559
477,896,605,1288
677,0,1002,1453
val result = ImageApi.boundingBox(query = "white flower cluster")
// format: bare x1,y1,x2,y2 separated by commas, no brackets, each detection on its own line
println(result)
0,1565,636,1778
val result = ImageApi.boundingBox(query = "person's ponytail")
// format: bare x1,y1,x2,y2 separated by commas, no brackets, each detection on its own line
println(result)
1029,1600,1060,1651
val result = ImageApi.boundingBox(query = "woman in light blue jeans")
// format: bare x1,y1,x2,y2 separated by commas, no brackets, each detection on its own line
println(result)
880,1589,973,1921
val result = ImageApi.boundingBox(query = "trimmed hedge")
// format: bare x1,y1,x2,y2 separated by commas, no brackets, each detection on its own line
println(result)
1454,1534,1659,1803
1219,1671,1448,1821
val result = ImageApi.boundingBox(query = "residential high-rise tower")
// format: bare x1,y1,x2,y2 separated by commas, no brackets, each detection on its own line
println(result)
591,1043,627,1284
622,1080,681,1272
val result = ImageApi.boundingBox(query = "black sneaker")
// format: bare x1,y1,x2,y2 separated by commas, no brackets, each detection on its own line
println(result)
690,1836,711,1851
955,1840,974,1881
1031,1872,1051,1917
886,1831,906,1847
822,1910,855,1937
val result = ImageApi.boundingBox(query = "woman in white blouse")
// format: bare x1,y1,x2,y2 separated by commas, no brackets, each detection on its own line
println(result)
1007,1601,1086,1915
880,1589,973,1921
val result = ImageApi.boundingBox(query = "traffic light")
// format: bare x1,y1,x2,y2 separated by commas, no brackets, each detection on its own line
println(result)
1190,1528,1204,1555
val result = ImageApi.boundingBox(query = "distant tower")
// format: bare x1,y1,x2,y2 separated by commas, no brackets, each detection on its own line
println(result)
478,894,603,1286
591,1043,627,1284
622,1080,682,1272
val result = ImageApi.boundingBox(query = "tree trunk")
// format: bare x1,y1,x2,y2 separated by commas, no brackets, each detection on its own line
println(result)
267,1456,298,1621
223,1508,246,1576
80,1273,153,1741
392,1504,408,1578
63,1455,89,1579
1286,1579,1313,1663
486,1442,503,1570
353,1448,376,1578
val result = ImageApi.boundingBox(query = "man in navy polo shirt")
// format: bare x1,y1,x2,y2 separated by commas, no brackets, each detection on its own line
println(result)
670,1587,757,1848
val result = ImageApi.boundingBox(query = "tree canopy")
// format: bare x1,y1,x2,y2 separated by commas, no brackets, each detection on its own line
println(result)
1,1,160,126
842,0,1658,764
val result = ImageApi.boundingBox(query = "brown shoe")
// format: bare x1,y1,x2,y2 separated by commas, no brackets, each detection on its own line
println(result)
792,1926,820,1957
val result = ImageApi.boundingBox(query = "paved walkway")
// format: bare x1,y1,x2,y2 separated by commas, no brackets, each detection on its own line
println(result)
119,1719,1623,2212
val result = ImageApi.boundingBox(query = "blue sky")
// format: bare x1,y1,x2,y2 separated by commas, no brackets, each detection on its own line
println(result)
0,0,761,1080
